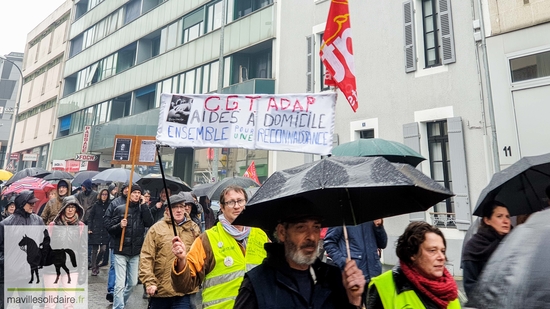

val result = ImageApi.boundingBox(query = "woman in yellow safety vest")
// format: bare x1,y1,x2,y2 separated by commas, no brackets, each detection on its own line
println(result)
367,222,460,309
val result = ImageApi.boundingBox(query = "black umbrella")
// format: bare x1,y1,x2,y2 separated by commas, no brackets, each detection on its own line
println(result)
473,153,550,217
5,167,51,186
137,174,192,194
91,168,141,184
233,156,453,231
71,170,100,187
43,170,74,181
470,208,550,308
206,176,260,200
192,182,215,197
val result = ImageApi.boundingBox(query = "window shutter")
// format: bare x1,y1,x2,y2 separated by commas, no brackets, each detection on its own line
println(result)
447,117,470,230
439,0,456,64
403,0,416,73
403,122,425,222
306,35,315,93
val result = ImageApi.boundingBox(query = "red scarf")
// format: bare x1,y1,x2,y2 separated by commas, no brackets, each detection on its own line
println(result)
400,260,458,309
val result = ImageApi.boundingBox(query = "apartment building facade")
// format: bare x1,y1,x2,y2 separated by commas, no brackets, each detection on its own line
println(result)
9,0,72,172
53,0,273,182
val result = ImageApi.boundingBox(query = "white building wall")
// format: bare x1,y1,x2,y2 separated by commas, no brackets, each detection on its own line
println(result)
486,22,550,168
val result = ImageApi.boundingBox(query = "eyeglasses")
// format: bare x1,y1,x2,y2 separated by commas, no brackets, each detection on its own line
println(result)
143,195,151,198
223,199,246,208
101,193,109,196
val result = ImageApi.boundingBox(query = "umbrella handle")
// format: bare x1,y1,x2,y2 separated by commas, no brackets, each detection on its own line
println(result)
343,223,360,292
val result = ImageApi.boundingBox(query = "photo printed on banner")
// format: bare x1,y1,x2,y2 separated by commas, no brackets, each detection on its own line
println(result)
166,95,193,124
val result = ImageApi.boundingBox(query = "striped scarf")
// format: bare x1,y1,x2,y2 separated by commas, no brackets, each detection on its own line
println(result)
218,213,251,248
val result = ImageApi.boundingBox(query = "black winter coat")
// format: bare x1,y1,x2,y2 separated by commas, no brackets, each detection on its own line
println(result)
234,243,357,309
105,195,127,249
104,201,153,256
88,198,110,245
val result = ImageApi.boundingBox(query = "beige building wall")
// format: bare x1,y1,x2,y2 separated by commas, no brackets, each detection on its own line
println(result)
11,0,72,169
487,0,550,35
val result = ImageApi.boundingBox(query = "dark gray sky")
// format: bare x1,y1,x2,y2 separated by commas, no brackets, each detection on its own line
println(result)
0,0,67,56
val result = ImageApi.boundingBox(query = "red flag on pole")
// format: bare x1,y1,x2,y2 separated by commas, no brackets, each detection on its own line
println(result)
320,0,359,112
243,161,261,185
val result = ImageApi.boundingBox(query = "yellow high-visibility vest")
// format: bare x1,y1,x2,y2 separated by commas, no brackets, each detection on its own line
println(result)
369,270,461,309
202,223,268,309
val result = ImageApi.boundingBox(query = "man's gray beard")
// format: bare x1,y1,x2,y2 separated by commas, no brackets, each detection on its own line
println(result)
284,238,319,267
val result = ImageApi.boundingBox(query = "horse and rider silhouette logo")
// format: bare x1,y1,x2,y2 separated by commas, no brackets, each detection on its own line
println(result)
18,229,77,284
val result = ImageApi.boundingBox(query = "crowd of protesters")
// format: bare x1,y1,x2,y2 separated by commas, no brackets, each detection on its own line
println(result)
1,171,539,309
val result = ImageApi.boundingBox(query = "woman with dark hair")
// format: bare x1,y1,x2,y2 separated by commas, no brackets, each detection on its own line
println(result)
88,189,111,276
462,202,510,301
367,221,460,309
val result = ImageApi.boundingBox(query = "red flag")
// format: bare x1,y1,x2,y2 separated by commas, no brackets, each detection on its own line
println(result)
320,0,359,112
243,161,260,185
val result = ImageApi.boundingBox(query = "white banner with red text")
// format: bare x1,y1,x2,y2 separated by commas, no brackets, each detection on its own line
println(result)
156,93,335,155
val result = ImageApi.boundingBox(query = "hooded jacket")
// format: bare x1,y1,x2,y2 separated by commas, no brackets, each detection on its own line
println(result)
41,179,72,225
139,212,200,297
0,191,44,284
104,188,154,256
46,196,87,280
75,179,98,223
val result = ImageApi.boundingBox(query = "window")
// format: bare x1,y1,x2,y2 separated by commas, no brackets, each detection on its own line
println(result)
58,115,71,137
427,121,453,216
422,0,439,67
75,0,105,20
137,31,161,64
234,0,272,19
116,43,137,73
403,0,455,72
318,33,330,92
134,84,156,114
510,50,550,82
184,8,205,43
359,129,374,139
70,34,84,58
110,93,132,121
125,0,142,24
207,1,222,32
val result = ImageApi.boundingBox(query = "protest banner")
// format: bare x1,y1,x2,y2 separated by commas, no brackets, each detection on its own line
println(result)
156,93,336,155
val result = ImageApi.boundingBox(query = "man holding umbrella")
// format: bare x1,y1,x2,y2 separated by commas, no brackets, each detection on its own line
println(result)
170,185,269,309
232,197,366,309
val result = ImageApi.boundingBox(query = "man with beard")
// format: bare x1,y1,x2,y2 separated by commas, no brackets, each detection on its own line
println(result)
234,197,366,309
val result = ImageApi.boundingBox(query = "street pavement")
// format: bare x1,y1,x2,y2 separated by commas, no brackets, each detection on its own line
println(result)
87,265,148,308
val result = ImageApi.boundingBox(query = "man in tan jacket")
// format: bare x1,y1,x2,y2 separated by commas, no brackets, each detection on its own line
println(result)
139,191,201,308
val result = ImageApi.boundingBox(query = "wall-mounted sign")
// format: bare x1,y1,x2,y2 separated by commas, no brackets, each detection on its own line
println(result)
52,160,66,170
10,153,19,160
75,154,97,161
22,153,38,161
81,125,91,153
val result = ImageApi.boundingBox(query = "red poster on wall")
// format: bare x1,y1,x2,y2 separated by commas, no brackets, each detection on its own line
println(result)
65,160,81,173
